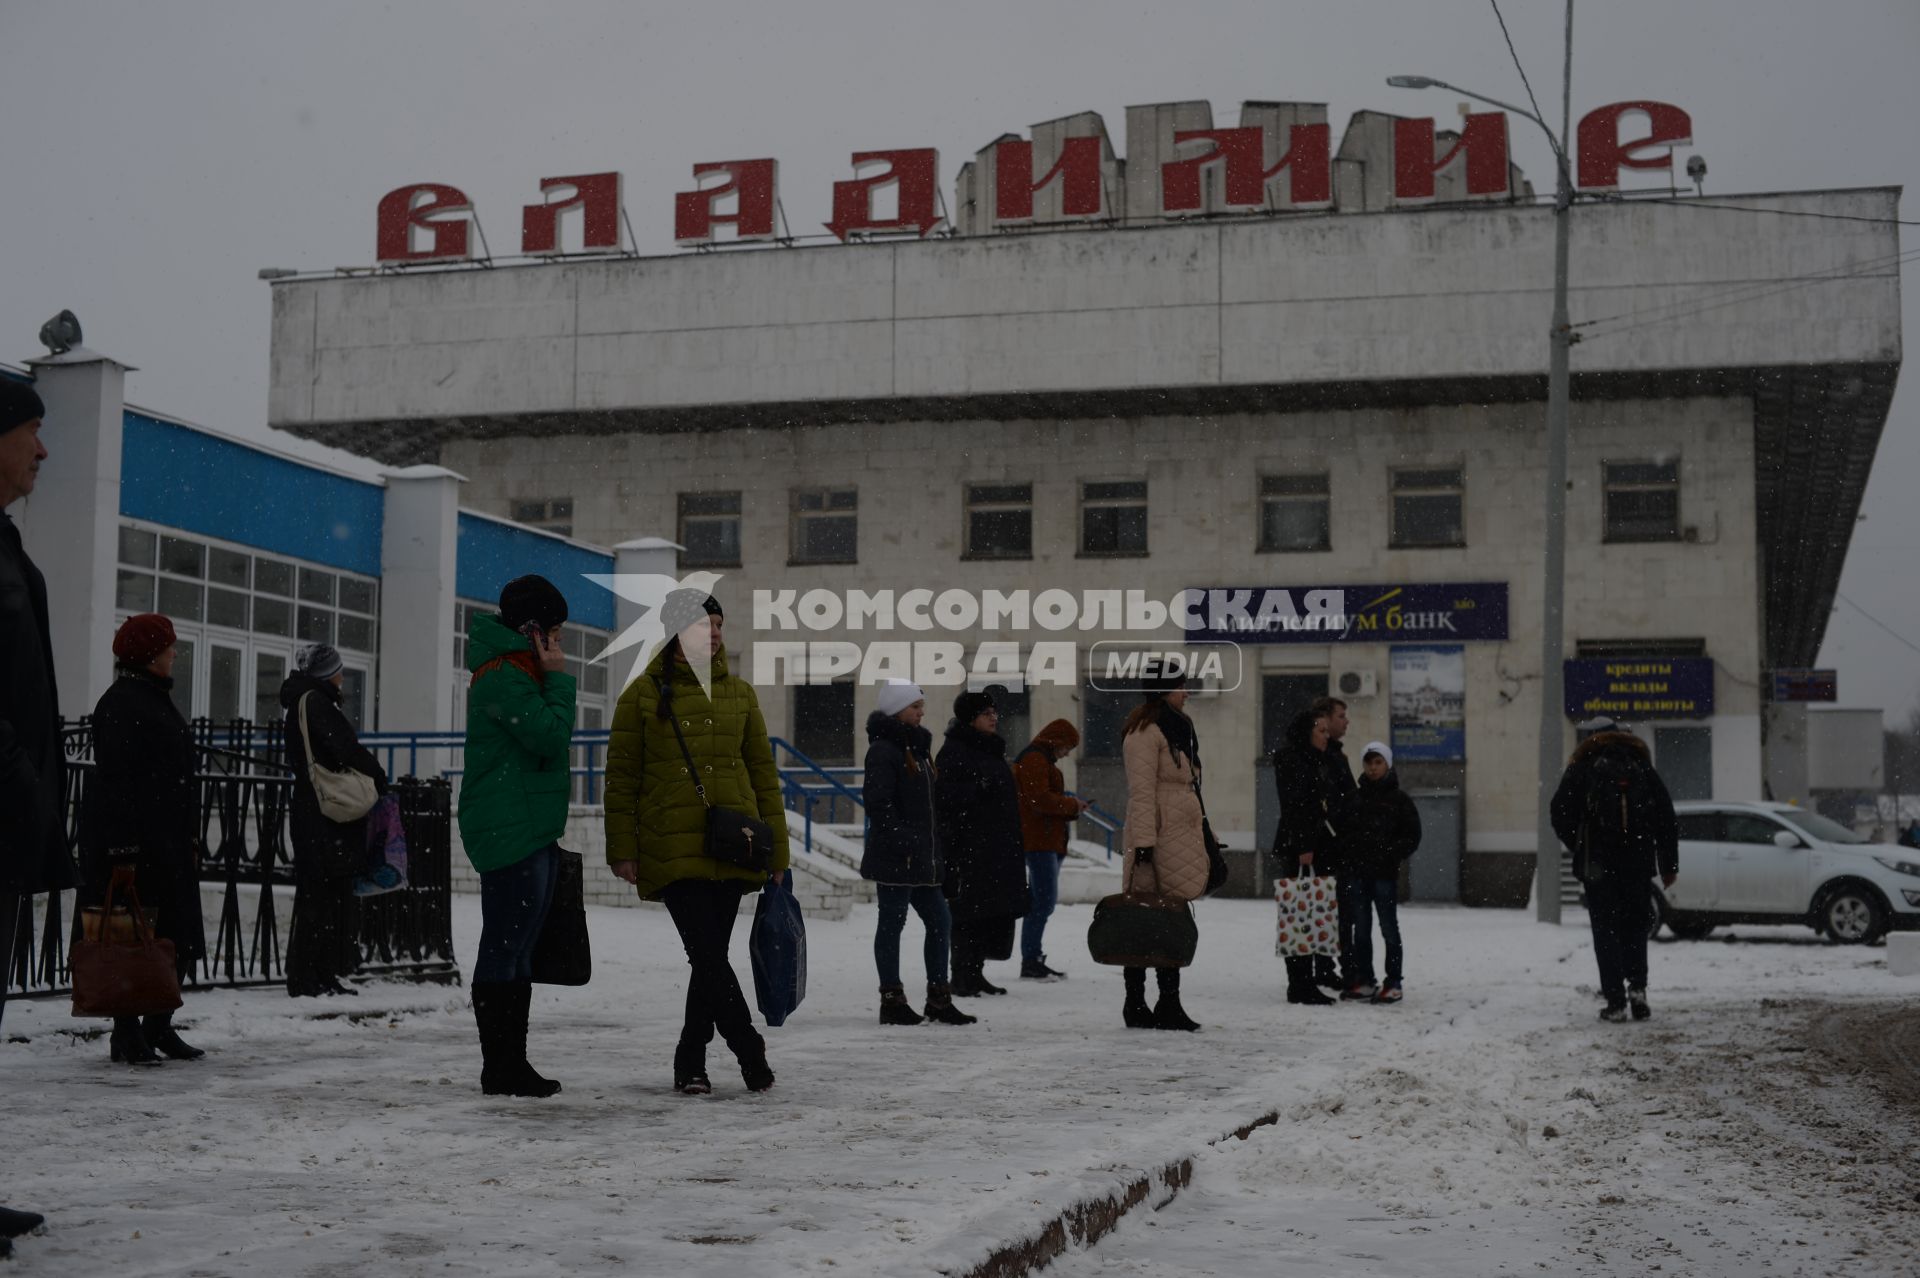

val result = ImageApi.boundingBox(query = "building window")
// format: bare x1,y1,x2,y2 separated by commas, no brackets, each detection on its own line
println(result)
511,497,574,538
790,488,858,565
1604,460,1680,543
964,483,1033,560
1080,480,1148,557
1390,467,1465,548
791,681,855,765
1258,473,1331,552
118,527,156,569
678,492,743,568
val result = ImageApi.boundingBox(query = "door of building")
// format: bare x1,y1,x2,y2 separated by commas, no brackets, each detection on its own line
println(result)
1406,788,1462,901
1654,725,1713,801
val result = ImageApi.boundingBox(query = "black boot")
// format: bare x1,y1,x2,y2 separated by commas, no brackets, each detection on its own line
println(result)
923,981,978,1025
142,1011,205,1061
109,1016,162,1065
1286,957,1335,1006
473,982,560,1097
673,1040,712,1095
0,1206,44,1239
1153,967,1200,1032
879,983,925,1026
1122,967,1155,1029
975,970,1008,996
734,1030,775,1093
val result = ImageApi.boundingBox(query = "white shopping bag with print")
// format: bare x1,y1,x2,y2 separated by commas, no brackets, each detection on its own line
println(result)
1275,872,1340,959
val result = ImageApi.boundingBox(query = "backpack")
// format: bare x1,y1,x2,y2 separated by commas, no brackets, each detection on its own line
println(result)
1575,749,1652,881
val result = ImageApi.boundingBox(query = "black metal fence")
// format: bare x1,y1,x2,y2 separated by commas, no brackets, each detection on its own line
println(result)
4,717,458,1001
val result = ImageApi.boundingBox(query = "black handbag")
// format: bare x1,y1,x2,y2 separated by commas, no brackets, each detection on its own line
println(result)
658,683,775,872
1086,848,1199,968
530,847,591,986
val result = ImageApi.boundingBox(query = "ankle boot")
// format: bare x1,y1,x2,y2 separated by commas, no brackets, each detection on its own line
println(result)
1152,967,1200,1032
734,1030,775,1092
1285,957,1335,1006
109,1015,162,1065
143,1011,206,1061
673,1040,713,1094
1122,967,1155,1029
879,983,925,1026
923,981,977,1025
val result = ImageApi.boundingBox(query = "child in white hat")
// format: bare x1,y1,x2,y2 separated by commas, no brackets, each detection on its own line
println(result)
1335,741,1422,1003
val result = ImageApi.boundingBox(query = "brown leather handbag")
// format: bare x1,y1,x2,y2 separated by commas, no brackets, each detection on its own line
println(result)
70,879,183,1018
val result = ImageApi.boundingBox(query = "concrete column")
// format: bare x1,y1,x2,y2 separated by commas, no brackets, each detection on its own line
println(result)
18,347,133,719
378,465,464,733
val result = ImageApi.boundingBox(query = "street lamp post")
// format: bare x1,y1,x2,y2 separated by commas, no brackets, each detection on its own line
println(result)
1390,1,1576,925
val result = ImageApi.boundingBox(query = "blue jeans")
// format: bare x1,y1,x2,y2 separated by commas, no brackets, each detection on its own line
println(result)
473,843,560,983
1021,852,1062,963
1339,877,1403,986
875,884,951,986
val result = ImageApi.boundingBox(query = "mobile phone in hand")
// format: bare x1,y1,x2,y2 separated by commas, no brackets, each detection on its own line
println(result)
519,621,546,648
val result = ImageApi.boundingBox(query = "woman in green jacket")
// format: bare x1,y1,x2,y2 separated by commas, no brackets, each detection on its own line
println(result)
605,591,789,1096
459,576,576,1098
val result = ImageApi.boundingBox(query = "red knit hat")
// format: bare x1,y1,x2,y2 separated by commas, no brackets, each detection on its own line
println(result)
112,613,176,667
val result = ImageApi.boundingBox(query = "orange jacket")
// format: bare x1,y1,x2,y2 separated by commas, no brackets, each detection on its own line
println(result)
1015,719,1083,854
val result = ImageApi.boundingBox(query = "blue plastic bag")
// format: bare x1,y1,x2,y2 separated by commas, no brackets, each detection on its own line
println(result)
750,871,807,1027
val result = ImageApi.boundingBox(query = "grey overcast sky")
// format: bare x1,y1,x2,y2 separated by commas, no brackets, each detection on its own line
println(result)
3,0,1916,715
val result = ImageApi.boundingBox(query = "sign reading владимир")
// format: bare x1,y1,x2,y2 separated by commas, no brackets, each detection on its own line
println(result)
1563,657,1715,720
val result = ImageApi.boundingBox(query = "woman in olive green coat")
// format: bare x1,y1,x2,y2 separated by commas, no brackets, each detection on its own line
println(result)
605,591,789,1095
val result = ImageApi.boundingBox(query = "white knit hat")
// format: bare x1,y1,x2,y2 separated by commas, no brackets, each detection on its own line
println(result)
876,679,926,717
1361,740,1393,769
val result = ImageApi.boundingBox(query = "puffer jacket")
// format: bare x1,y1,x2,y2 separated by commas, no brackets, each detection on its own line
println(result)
1336,769,1422,881
1120,720,1209,902
860,710,939,885
1014,719,1083,855
457,612,577,873
603,644,789,900
1272,710,1340,873
1549,730,1678,881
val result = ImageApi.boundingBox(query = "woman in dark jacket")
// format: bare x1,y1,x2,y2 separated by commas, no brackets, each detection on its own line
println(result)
1272,708,1340,1006
79,613,206,1064
861,680,974,1027
281,642,387,998
934,690,1029,998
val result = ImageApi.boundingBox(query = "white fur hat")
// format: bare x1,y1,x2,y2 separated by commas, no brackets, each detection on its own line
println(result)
1361,740,1393,769
876,679,926,718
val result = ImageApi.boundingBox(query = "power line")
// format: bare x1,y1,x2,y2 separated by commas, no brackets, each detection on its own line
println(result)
1592,194,1920,229
1835,592,1920,659
1572,244,1920,332
1488,0,1551,132
1576,248,1920,344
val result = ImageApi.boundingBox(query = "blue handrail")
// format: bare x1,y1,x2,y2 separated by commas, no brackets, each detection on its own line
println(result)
768,738,866,856
1068,794,1121,859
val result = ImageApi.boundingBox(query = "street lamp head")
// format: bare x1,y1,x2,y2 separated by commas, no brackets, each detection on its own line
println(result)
1386,75,1441,89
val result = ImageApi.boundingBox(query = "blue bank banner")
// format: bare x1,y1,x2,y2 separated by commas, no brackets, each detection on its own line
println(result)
1391,645,1467,761
1564,657,1715,719
1181,583,1508,645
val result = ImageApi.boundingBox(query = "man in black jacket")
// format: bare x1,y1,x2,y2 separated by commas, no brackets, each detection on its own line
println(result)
1550,718,1679,1022
0,379,60,1252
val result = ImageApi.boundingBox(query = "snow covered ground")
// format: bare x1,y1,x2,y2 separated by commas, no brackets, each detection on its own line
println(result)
3,895,1916,1276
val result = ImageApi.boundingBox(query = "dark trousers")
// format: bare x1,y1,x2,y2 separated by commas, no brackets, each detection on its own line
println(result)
951,915,1014,982
1339,877,1403,985
286,875,361,995
662,879,756,1056
473,843,560,984
875,884,950,986
1586,873,1652,1004
0,892,17,1032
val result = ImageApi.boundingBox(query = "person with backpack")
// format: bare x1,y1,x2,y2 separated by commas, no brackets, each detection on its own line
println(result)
1550,718,1679,1023
1013,719,1091,981
1333,742,1421,1004
459,576,575,1096
861,679,975,1027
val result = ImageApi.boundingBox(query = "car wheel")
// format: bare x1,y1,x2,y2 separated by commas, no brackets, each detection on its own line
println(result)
1818,882,1889,945
1667,919,1716,941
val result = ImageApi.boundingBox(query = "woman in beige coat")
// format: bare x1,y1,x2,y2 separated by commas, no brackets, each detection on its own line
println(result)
1119,675,1208,1031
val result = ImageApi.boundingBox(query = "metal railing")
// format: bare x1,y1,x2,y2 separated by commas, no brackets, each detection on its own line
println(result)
3,718,457,1001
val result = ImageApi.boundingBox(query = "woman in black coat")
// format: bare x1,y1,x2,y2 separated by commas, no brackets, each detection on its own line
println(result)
280,643,387,997
860,681,974,1027
1272,708,1341,1007
79,613,205,1065
933,690,1029,997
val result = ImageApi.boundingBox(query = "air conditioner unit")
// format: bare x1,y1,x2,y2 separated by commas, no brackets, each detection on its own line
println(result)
1333,667,1378,698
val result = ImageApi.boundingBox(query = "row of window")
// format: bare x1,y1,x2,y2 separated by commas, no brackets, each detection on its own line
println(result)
664,461,1683,567
116,526,380,653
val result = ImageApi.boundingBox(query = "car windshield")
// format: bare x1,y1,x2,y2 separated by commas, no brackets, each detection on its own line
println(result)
1773,809,1870,845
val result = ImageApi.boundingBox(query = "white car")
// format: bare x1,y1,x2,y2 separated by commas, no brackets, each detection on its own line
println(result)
1654,801,1920,944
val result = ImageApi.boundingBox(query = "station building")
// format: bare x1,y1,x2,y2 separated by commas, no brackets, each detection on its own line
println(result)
234,98,1902,903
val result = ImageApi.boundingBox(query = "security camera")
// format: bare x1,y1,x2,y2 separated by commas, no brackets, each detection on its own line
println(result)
1686,154,1707,196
